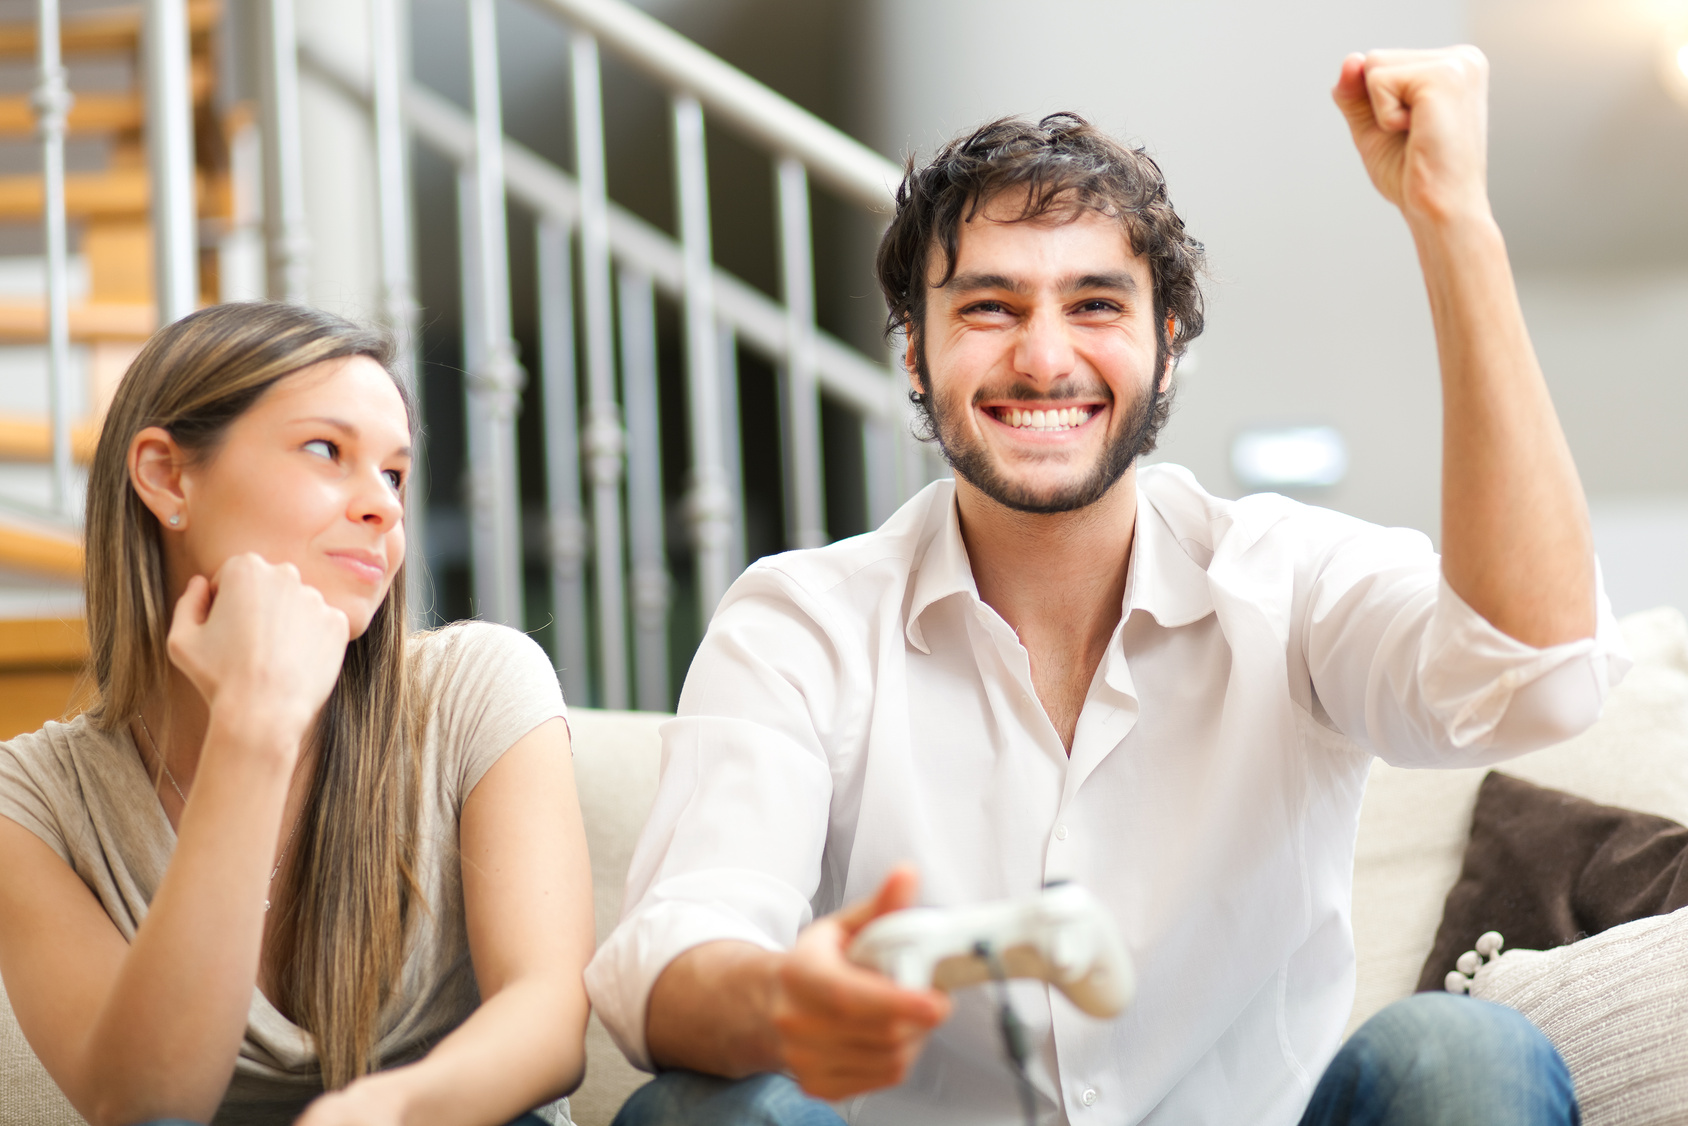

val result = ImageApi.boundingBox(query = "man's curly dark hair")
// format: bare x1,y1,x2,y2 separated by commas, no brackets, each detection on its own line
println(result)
874,112,1207,451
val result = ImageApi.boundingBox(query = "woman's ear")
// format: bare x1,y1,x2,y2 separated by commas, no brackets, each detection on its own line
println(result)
129,426,190,530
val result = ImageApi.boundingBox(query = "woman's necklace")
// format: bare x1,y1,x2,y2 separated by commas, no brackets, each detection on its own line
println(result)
136,712,305,912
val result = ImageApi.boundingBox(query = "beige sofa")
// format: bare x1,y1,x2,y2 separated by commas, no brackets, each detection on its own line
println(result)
6,607,1686,1126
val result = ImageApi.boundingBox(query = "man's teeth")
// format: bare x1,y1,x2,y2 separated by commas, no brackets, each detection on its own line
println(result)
1001,407,1090,430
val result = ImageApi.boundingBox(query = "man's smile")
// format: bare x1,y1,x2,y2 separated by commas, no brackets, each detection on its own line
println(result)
983,402,1105,433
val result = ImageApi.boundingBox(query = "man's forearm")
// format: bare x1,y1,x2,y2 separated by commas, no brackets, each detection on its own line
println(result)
646,941,786,1077
1415,210,1595,648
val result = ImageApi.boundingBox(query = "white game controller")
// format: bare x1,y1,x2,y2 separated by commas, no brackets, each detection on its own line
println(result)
846,882,1134,1019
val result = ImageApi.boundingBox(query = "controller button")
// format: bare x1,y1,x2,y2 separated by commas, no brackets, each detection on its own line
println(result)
1081,1088,1098,1106
1054,824,1069,841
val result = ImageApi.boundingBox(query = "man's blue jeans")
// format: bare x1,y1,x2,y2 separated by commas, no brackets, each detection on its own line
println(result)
610,993,1579,1125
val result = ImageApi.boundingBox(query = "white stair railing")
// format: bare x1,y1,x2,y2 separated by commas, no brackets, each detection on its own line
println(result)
295,0,935,709
34,0,73,518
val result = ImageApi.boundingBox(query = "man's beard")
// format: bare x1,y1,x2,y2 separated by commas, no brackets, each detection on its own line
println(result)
913,345,1166,515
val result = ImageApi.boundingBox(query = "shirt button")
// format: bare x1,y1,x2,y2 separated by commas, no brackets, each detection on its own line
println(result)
1054,824,1069,841
1082,1088,1098,1106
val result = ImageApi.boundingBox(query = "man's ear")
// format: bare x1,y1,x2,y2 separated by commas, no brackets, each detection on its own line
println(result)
1159,315,1178,394
903,319,925,397
128,426,191,530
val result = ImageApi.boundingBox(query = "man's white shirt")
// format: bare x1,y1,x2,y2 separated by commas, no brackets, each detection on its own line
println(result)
585,464,1628,1126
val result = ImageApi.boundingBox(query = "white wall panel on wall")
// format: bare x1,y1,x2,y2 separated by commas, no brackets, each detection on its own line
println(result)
853,0,1467,539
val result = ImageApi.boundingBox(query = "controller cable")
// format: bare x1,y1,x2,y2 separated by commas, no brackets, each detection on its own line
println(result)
975,941,1039,1126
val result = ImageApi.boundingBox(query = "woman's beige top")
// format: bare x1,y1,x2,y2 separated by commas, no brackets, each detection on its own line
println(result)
0,621,569,1125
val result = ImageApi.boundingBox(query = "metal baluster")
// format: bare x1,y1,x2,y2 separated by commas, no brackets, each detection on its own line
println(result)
619,267,668,711
145,0,198,323
457,168,483,373
717,322,744,579
571,31,628,709
260,0,308,304
369,0,430,624
537,220,590,705
457,166,498,622
672,93,731,619
34,0,72,517
464,0,525,626
775,157,825,549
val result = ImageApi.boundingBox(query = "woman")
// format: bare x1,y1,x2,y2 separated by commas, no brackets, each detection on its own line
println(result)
0,303,592,1126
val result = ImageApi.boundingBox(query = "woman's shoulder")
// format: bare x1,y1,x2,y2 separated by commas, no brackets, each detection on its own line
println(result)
408,620,565,722
406,621,568,804
0,713,115,777
0,714,126,864
408,619,553,678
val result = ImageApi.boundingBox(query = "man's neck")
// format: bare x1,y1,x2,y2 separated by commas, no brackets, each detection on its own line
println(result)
956,468,1138,752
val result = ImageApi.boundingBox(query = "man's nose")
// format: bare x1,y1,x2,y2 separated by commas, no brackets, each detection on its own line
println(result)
1014,306,1076,385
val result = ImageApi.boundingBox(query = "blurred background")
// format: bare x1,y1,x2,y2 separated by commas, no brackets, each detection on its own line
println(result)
0,0,1685,726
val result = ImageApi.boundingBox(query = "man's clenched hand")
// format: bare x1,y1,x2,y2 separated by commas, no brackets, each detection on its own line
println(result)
1333,46,1492,228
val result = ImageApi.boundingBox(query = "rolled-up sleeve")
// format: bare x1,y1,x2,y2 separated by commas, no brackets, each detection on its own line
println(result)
584,565,847,1071
1303,515,1630,767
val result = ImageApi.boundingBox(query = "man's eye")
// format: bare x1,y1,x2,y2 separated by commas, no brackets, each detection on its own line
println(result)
303,439,337,460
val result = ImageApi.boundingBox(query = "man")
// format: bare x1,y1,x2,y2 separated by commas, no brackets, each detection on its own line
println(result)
586,47,1626,1125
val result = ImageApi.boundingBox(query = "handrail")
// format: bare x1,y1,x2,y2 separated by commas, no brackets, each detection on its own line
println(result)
524,0,902,213
298,42,900,420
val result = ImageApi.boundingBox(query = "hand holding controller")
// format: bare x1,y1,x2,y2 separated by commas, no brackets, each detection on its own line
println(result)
845,883,1133,1018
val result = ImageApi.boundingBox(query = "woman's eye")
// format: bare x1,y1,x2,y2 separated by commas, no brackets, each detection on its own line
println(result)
303,439,337,460
384,469,404,491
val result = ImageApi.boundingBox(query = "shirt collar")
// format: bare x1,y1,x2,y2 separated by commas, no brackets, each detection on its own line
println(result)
1125,483,1215,628
905,482,979,654
903,477,1216,654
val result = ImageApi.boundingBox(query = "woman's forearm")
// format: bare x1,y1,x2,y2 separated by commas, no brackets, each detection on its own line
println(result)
338,974,587,1126
79,706,300,1126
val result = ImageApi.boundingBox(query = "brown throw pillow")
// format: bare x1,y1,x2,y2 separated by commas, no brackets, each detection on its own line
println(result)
1416,770,1688,993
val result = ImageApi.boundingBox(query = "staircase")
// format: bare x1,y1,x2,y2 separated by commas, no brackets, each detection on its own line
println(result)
0,1,236,718
0,0,936,723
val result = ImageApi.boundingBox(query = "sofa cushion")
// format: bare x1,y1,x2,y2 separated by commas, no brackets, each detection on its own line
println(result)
1465,906,1688,1126
565,708,666,1126
1418,772,1688,993
1349,607,1688,1035
0,981,81,1126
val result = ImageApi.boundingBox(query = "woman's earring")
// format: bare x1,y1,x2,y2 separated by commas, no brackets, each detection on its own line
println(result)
167,514,181,527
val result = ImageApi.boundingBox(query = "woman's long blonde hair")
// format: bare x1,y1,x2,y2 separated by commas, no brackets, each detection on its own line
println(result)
85,302,420,1089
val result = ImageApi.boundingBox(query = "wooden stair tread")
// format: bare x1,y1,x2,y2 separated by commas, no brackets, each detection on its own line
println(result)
0,0,219,57
0,616,86,670
0,518,81,580
0,92,141,136
0,166,228,222
0,166,148,219
0,413,101,464
0,300,156,341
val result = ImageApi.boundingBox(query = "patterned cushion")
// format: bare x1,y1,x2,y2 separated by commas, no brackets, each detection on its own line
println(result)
1466,907,1688,1126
